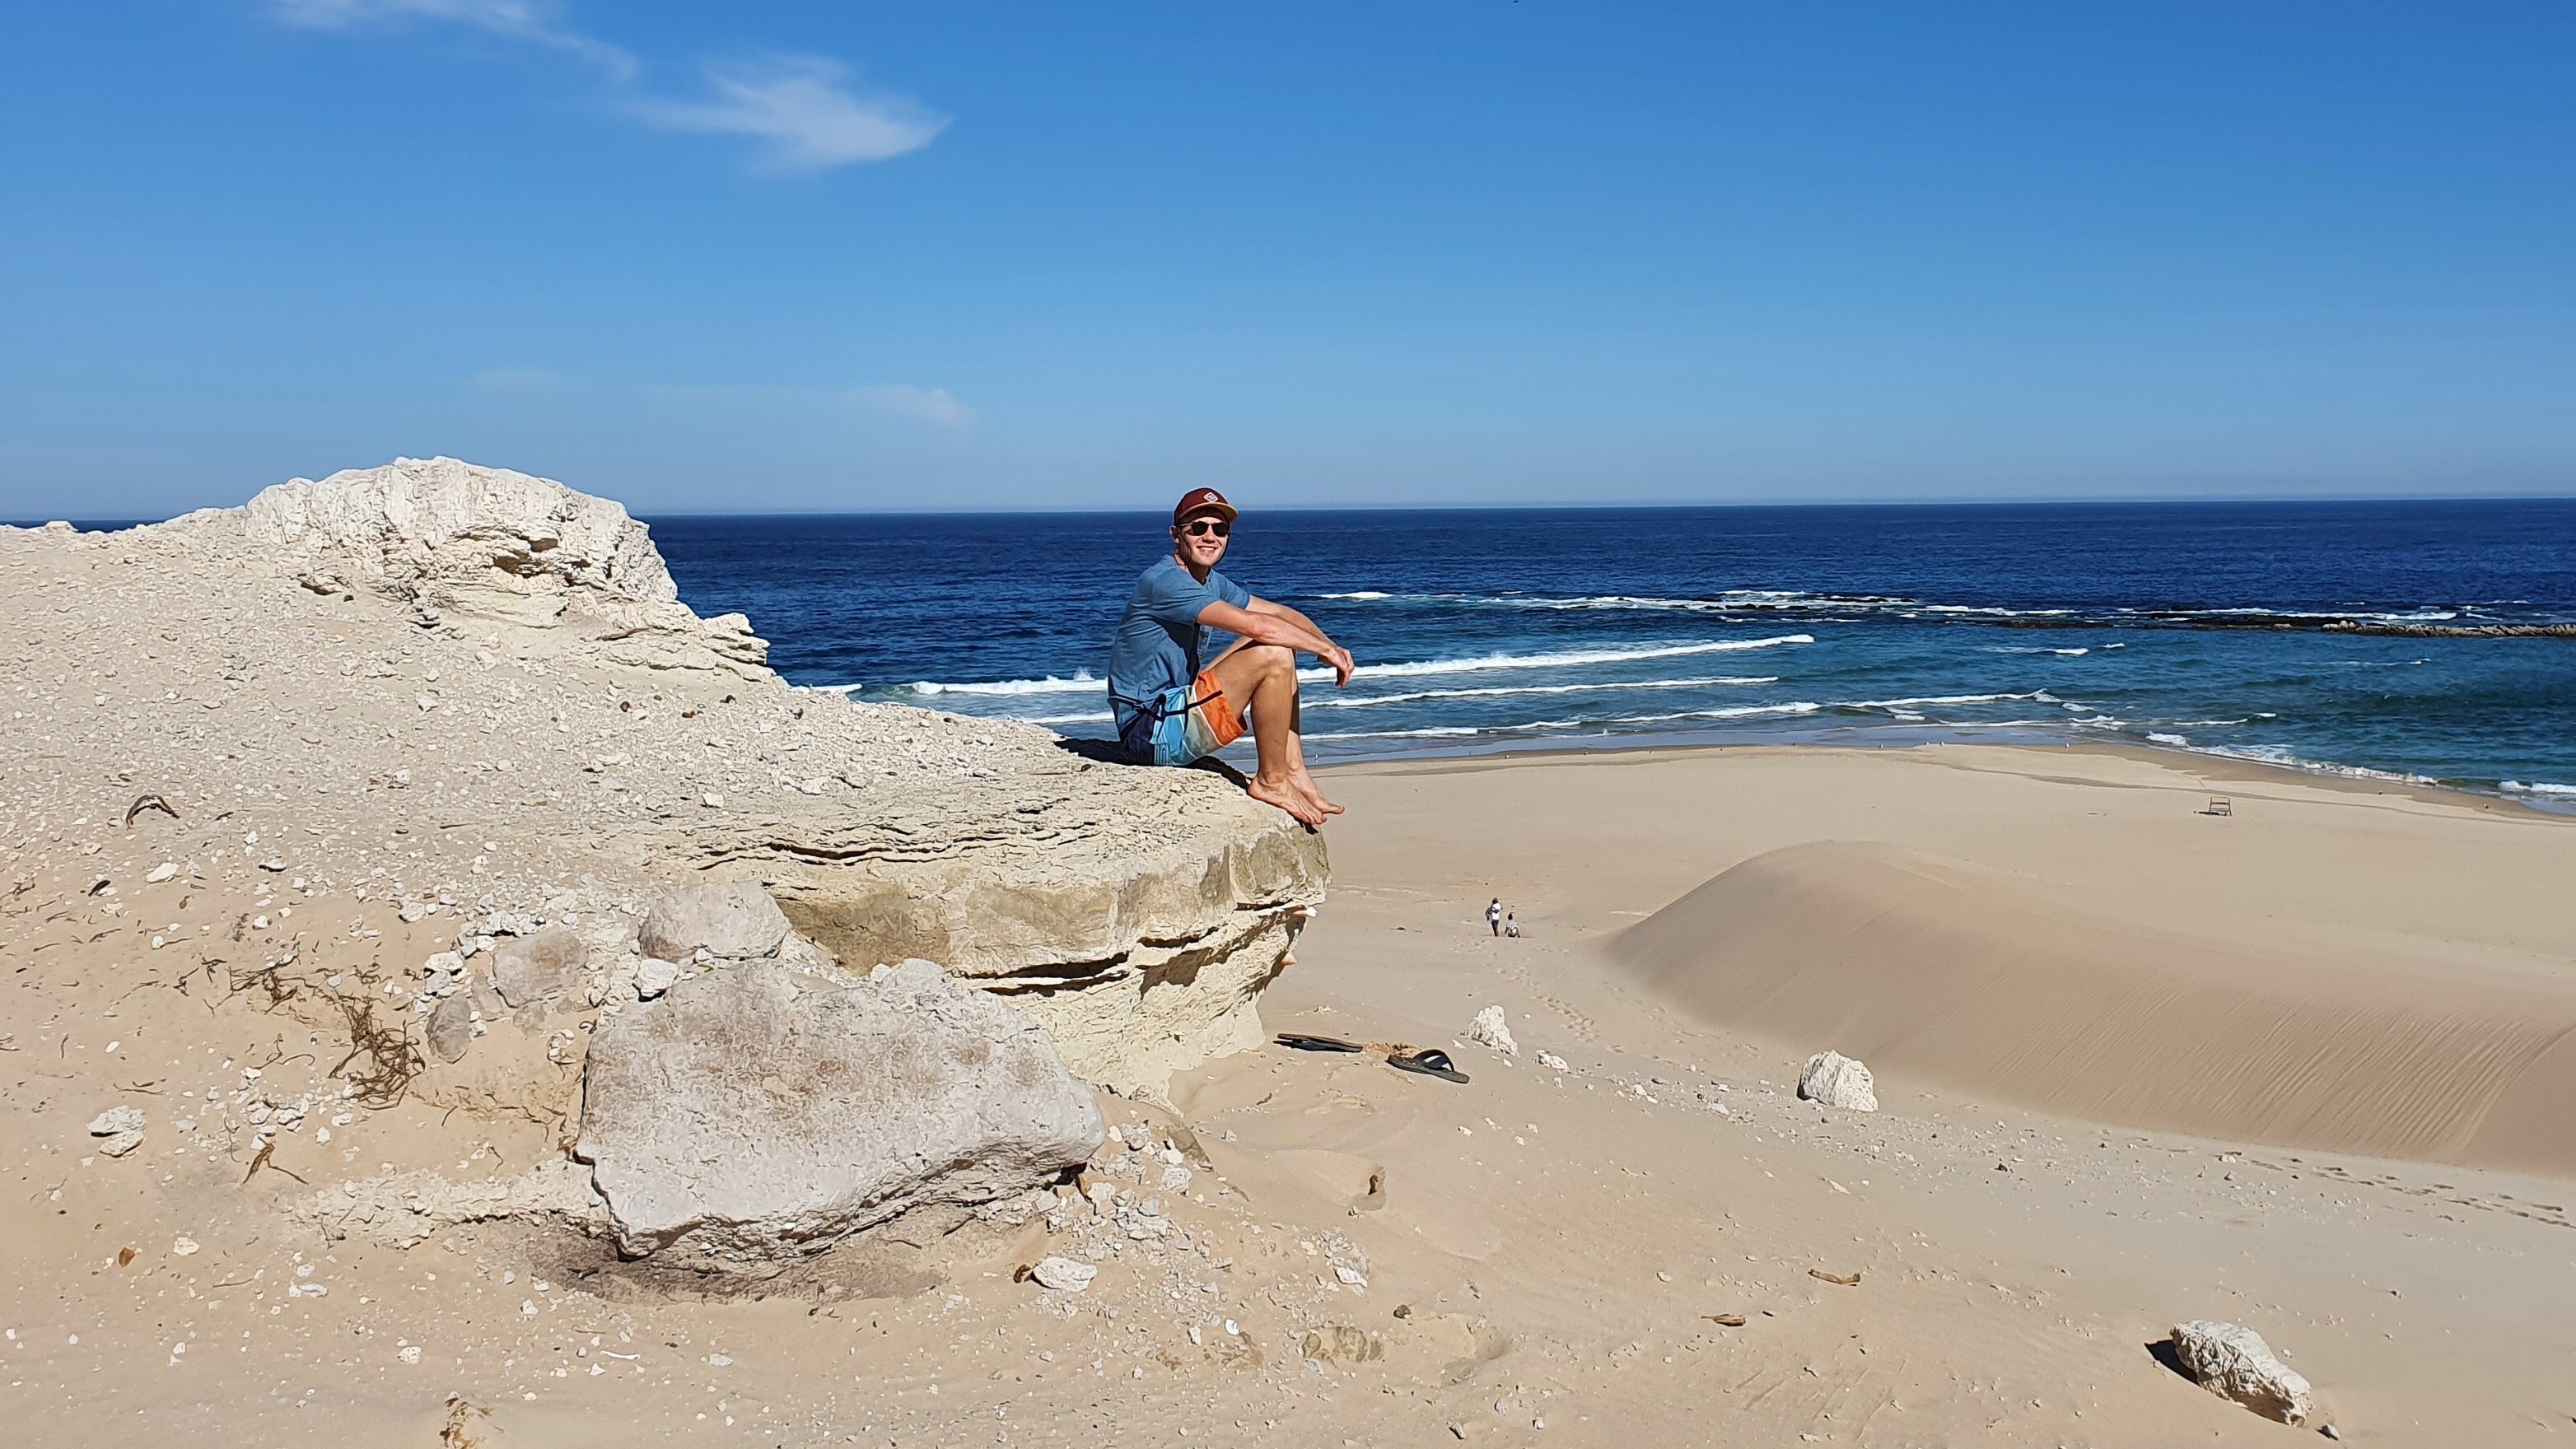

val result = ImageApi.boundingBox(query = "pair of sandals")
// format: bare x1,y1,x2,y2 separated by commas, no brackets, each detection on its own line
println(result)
1275,1032,1468,1083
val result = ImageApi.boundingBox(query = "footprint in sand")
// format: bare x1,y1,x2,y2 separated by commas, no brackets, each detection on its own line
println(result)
1499,961,1599,1043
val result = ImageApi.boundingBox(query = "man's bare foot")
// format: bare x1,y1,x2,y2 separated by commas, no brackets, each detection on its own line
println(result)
1248,774,1326,827
1291,771,1346,817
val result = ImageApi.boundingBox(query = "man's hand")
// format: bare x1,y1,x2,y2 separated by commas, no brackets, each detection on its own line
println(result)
1324,644,1356,687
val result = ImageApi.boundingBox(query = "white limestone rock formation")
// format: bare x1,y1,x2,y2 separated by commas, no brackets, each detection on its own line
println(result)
1799,1051,1878,1111
1466,1004,1519,1055
8,456,1325,1157
2170,1320,2314,1424
576,957,1104,1263
161,455,768,673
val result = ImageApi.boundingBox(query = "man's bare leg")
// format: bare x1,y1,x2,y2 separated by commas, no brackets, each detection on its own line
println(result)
1276,711,1343,816
1205,642,1332,825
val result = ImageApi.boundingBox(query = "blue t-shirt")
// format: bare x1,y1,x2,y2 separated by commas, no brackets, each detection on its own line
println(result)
1108,557,1253,734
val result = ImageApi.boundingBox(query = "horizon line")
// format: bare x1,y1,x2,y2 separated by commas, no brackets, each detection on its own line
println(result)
12,489,2575,530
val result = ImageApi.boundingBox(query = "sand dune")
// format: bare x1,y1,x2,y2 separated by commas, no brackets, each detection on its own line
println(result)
1610,840,2576,1175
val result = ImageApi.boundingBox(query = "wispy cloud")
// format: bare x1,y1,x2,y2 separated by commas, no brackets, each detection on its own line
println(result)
636,57,947,173
269,0,635,79
267,2,940,173
852,384,975,428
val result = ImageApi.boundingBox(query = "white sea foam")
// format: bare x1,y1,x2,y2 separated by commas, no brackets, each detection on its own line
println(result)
898,637,1813,701
1318,590,1393,600
1310,675,1780,711
1608,702,1825,724
1833,691,2048,711
908,671,1104,697
2147,731,2189,746
1309,724,1538,742
1301,635,1814,682
2502,780,2576,796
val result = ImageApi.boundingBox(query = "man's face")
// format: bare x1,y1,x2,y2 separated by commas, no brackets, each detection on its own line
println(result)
1173,511,1231,569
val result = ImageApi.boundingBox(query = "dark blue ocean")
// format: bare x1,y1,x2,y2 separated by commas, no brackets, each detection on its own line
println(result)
648,500,2576,801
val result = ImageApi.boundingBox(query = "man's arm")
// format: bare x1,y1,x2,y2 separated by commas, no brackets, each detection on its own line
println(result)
1199,599,1355,685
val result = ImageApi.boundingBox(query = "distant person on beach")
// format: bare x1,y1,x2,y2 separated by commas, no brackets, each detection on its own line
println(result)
1505,911,1519,939
1108,487,1356,826
1487,898,1504,936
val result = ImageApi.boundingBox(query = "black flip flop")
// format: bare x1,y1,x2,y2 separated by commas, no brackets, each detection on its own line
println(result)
1387,1049,1469,1084
1275,1033,1365,1053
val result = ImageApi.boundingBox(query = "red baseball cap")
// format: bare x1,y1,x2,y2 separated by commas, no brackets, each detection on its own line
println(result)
1172,487,1239,526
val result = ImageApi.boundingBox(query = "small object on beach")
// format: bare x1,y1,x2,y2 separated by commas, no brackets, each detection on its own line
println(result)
124,792,180,825
1465,1005,1519,1055
171,1236,199,1256
2169,1320,2312,1425
2320,1425,2342,1441
88,1105,145,1158
1705,1313,1747,1327
2204,795,2233,817
1797,1051,1878,1111
1387,1048,1469,1084
1029,1256,1099,1293
117,1246,137,1267
145,861,177,883
1275,1033,1364,1053
1537,1050,1568,1071
1808,1269,1861,1287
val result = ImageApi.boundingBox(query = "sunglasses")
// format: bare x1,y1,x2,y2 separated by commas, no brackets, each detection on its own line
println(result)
1180,519,1231,538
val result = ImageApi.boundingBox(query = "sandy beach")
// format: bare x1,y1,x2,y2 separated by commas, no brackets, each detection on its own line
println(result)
12,617,2576,1448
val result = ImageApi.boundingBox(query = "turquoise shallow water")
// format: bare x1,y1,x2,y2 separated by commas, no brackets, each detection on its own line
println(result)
647,499,2576,801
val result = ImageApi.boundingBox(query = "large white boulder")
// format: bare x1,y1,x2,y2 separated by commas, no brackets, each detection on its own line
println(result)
157,456,768,671
237,455,676,610
575,957,1104,1263
1798,1051,1878,1111
2171,1320,2313,1425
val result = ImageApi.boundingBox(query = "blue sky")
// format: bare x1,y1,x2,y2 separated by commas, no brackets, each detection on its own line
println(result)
3,2,2572,516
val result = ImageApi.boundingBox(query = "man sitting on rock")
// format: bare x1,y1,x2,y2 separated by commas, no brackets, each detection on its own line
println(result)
1108,487,1355,827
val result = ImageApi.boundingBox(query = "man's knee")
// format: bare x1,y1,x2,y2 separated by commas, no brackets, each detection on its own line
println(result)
1250,642,1298,678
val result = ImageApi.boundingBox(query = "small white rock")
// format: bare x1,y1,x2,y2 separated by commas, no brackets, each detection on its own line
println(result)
1465,1005,1519,1055
87,1105,145,1157
633,957,681,1001
2171,1321,2313,1425
145,862,178,884
171,1237,199,1256
1797,1051,1878,1112
1029,1256,1099,1293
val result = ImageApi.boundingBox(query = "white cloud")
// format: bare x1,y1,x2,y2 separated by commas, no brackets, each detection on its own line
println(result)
636,57,947,173
267,5,943,172
852,384,974,428
269,0,636,78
